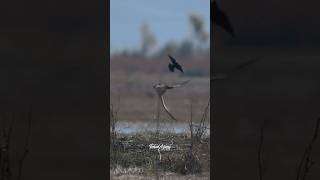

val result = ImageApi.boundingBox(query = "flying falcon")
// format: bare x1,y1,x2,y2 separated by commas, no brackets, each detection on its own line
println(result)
211,1,235,37
153,80,190,121
168,55,184,73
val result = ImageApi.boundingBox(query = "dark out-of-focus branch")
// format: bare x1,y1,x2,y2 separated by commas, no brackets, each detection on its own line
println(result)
0,112,14,180
17,107,32,180
258,122,265,180
296,118,320,180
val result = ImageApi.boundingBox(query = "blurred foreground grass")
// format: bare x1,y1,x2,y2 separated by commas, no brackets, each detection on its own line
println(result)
110,132,210,179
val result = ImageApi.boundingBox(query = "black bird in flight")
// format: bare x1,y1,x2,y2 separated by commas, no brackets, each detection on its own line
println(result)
211,1,235,37
168,55,184,73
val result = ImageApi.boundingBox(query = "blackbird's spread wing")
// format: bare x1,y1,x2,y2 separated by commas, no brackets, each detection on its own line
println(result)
168,55,184,73
168,63,175,72
168,55,177,64
175,64,183,73
211,2,235,37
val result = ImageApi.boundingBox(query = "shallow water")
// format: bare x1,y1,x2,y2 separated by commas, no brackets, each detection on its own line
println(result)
112,121,210,135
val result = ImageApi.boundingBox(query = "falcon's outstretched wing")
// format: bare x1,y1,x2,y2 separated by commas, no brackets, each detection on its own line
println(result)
167,80,190,89
228,58,261,74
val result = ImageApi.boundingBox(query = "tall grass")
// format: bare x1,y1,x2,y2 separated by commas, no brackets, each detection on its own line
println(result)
296,118,320,180
110,100,120,169
184,99,210,174
109,91,210,179
0,108,32,180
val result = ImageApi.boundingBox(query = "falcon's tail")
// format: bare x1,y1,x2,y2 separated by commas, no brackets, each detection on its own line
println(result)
160,95,177,121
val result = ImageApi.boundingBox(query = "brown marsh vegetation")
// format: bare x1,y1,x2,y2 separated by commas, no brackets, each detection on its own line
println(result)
110,55,210,179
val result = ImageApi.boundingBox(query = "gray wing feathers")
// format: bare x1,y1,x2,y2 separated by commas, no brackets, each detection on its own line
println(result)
168,80,190,88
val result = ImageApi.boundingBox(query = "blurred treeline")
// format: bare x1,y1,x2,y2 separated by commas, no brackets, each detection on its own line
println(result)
112,13,209,59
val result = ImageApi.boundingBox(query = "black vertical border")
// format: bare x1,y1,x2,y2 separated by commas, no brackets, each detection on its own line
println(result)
106,0,110,178
210,0,214,178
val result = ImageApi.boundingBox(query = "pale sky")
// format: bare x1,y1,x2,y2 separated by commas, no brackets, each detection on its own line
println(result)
110,0,210,53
